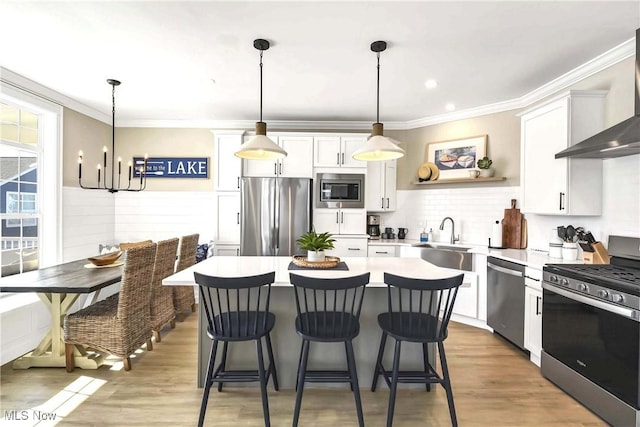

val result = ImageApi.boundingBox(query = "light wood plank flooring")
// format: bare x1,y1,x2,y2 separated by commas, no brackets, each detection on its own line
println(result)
1,311,606,426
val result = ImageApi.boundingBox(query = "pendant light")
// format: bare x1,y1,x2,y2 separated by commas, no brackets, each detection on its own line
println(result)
352,41,405,161
78,79,148,192
235,39,287,160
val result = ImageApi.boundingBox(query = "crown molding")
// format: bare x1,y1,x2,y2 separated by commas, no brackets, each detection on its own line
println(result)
0,67,109,123
2,35,634,130
405,35,635,129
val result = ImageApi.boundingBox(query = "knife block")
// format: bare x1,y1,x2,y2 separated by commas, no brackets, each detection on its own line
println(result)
582,242,610,264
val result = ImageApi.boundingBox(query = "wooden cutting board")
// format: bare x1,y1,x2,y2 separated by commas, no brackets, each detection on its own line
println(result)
502,199,523,249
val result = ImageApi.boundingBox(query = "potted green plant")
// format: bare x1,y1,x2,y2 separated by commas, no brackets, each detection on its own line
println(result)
477,156,494,178
296,230,335,262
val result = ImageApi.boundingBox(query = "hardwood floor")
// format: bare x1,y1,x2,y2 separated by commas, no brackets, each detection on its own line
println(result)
1,311,606,426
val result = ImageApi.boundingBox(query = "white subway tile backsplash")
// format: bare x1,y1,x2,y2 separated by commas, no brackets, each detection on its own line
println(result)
381,154,639,251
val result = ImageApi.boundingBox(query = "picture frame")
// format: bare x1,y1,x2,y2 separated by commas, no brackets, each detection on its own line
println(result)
426,135,487,179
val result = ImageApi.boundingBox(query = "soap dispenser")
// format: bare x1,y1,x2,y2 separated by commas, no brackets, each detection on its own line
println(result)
420,228,429,242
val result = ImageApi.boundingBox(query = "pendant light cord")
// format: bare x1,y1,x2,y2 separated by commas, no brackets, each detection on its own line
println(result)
259,50,264,122
110,81,116,188
376,51,380,124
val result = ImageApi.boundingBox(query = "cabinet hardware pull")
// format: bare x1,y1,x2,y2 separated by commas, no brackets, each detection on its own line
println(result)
376,251,388,254
274,163,277,175
336,212,339,223
536,296,541,315
386,198,389,209
279,163,282,175
559,192,565,210
341,212,344,223
381,198,384,209
341,152,345,165
237,212,240,224
348,248,361,251
236,248,239,256
337,153,340,165
237,177,240,189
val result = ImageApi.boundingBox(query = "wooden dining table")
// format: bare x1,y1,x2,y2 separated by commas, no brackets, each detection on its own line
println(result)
0,259,123,369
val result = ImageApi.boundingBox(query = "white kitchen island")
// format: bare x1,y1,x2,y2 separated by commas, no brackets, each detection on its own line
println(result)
163,256,463,388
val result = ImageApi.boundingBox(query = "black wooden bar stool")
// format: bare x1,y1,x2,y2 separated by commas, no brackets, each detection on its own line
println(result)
194,271,279,427
289,272,370,427
371,272,464,427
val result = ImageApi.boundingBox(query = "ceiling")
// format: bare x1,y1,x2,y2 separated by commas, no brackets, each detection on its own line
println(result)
1,1,639,127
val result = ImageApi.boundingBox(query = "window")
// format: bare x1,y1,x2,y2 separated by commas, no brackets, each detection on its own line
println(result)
0,86,60,282
1,104,41,277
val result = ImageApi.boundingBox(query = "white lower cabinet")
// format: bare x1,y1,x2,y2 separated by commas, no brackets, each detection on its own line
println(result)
313,209,366,235
524,266,543,366
326,237,367,258
213,244,240,256
452,273,478,319
367,245,398,257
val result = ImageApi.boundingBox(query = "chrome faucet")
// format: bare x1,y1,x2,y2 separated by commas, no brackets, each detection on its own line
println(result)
439,217,459,244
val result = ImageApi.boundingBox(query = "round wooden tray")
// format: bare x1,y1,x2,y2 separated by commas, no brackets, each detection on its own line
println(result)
292,255,340,269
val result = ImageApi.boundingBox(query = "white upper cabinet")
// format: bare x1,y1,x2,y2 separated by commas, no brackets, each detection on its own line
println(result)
314,136,367,168
366,160,397,211
213,131,243,191
243,135,313,178
520,91,606,215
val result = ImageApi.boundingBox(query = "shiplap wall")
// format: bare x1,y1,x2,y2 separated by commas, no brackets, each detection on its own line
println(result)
62,188,215,260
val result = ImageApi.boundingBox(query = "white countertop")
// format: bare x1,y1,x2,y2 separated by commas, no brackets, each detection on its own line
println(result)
162,256,464,288
366,238,582,269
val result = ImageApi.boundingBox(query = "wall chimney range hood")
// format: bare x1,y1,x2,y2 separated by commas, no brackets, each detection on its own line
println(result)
555,28,640,159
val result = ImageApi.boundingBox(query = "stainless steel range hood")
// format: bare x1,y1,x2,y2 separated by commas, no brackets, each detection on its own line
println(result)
556,28,640,159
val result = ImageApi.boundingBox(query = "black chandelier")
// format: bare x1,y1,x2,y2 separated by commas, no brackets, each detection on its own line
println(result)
78,79,147,192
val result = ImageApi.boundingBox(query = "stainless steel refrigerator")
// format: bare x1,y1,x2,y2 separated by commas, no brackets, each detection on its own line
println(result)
240,177,312,256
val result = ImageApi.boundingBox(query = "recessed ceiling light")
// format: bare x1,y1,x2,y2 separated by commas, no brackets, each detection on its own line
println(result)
445,103,456,111
425,79,438,89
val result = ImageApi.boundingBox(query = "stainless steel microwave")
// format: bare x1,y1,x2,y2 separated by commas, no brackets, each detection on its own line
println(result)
316,173,365,208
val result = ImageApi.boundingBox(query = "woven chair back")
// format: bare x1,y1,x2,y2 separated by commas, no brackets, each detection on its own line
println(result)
176,234,199,272
382,272,464,342
117,242,157,320
151,238,179,295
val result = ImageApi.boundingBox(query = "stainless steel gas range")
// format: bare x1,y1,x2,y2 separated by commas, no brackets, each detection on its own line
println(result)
541,235,640,426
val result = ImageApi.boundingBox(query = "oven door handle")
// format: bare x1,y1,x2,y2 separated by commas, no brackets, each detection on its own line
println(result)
543,282,640,322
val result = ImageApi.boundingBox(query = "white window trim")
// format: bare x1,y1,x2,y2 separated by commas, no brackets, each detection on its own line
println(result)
1,83,63,269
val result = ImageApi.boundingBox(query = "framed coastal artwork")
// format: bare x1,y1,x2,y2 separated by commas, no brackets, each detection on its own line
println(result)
426,135,487,179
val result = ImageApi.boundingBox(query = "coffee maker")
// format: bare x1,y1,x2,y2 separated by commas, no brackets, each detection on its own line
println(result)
367,215,381,240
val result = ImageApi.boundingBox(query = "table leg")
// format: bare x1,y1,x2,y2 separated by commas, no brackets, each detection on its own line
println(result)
12,292,105,369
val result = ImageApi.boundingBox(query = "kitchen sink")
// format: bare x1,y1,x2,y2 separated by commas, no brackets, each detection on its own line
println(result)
409,243,472,271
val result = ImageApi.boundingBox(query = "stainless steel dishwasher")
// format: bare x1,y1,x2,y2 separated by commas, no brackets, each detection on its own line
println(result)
487,256,526,350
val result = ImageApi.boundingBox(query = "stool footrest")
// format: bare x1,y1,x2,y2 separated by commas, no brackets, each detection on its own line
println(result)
304,370,352,383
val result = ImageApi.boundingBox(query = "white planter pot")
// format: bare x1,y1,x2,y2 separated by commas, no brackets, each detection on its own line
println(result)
307,250,325,262
479,168,495,178
562,242,578,261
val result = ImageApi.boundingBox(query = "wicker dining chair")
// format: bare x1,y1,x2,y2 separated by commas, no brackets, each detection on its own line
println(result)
64,242,157,372
173,233,199,321
150,237,179,343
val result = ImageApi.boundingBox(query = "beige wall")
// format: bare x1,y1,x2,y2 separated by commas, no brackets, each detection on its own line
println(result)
393,56,635,191
63,111,215,191
63,108,110,187
392,112,521,190
62,57,634,192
